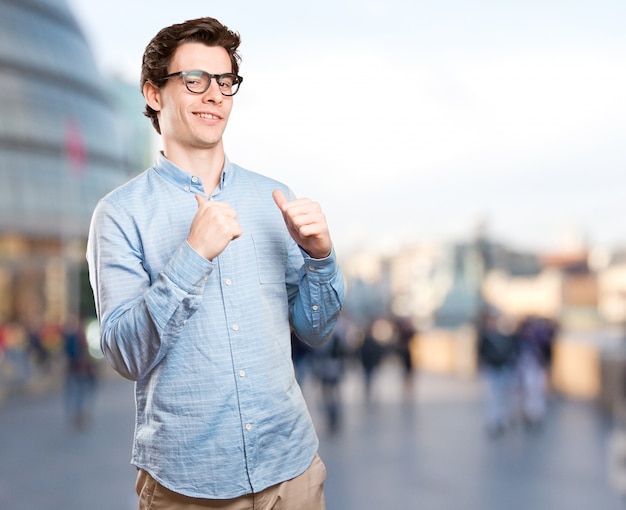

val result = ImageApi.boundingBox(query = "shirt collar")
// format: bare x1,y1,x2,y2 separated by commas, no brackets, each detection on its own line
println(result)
153,152,234,196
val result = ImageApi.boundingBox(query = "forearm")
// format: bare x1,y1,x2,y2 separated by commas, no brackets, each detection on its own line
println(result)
98,261,208,380
89,215,212,380
290,248,344,347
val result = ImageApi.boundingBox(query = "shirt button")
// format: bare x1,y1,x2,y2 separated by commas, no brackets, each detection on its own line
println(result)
239,370,246,377
245,423,252,431
184,185,190,191
191,176,198,183
225,278,232,286
232,324,239,331
308,265,316,271
182,319,188,325
312,305,319,311
203,275,209,281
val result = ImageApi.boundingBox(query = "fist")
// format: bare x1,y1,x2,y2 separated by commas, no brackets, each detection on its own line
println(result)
273,189,332,259
188,195,242,260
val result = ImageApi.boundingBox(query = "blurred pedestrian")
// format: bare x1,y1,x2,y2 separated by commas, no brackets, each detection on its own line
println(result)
63,315,97,429
0,322,31,383
515,316,557,428
394,316,417,398
477,307,519,437
312,330,346,433
0,323,5,361
26,319,49,371
360,321,386,402
86,16,344,509
291,328,314,387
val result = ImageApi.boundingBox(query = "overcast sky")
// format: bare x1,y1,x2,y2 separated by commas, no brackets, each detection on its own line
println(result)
67,0,626,255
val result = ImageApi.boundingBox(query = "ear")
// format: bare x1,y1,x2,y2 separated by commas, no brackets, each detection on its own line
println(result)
143,81,162,112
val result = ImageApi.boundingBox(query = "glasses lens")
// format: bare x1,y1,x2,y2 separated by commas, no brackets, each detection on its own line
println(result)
183,71,209,93
218,74,240,96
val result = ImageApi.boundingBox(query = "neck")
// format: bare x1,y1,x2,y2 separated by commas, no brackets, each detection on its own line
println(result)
162,144,225,193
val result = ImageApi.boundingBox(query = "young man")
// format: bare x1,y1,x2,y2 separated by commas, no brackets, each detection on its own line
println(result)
86,17,343,510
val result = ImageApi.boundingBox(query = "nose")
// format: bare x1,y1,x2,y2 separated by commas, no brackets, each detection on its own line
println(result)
203,77,223,103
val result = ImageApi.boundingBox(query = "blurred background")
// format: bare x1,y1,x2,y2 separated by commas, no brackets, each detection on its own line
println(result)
1,0,626,508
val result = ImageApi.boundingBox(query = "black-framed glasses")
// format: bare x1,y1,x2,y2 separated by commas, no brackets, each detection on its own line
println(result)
163,70,243,96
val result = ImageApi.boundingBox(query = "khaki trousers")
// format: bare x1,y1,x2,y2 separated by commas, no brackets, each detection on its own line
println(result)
135,454,327,510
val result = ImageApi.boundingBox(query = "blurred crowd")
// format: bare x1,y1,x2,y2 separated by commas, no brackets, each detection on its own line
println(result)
291,307,559,439
292,313,419,434
0,316,99,429
476,306,558,437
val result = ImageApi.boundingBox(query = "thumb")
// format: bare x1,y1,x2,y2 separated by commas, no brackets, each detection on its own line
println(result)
195,194,207,208
272,189,288,210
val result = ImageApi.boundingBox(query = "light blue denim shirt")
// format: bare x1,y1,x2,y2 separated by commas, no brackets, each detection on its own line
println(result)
86,153,344,498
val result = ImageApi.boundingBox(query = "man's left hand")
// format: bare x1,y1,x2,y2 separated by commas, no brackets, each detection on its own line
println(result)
272,189,332,259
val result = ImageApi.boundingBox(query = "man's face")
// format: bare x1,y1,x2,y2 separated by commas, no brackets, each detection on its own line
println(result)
151,42,234,155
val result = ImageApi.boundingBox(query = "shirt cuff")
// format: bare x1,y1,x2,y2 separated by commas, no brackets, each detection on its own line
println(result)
163,241,215,292
300,247,338,276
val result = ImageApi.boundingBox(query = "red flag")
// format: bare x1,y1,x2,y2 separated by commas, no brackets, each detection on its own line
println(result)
64,118,87,177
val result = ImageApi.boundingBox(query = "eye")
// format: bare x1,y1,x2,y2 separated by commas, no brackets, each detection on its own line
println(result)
184,71,207,88
218,75,234,88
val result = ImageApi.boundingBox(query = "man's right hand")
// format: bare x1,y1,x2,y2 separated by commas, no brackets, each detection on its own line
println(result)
187,194,242,260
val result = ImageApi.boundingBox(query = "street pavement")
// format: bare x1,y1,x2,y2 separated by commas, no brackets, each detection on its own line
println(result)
0,360,624,510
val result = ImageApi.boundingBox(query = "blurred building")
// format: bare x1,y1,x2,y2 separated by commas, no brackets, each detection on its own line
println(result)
0,0,146,328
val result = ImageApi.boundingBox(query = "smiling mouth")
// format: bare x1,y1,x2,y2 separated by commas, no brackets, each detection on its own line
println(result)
194,112,220,120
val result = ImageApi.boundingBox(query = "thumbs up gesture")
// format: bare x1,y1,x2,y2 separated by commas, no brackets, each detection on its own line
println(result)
273,189,332,259
187,195,242,260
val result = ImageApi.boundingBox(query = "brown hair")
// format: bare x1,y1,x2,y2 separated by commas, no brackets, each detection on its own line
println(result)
140,17,242,134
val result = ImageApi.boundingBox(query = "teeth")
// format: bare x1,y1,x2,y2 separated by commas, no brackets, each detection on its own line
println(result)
196,113,217,120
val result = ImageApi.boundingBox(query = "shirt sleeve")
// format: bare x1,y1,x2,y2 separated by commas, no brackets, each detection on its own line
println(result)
86,199,213,381
287,244,344,348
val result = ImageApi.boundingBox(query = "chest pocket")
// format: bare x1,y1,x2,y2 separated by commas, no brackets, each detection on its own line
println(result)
252,235,287,284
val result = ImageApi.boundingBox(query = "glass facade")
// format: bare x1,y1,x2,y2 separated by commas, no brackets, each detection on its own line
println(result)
0,0,135,328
